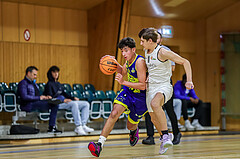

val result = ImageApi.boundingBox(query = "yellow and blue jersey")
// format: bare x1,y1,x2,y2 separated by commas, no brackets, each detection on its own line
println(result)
114,54,147,124
125,54,146,95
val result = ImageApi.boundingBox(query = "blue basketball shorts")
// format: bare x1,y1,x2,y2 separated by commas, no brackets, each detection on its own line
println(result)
114,87,148,124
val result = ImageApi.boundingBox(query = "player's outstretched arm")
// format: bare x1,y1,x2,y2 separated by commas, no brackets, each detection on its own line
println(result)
161,49,194,89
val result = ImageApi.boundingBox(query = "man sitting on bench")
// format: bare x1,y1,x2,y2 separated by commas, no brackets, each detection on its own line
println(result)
17,66,62,134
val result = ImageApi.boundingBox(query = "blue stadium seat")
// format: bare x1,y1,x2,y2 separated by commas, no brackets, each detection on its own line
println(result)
72,84,84,93
187,107,195,118
84,84,96,93
3,93,17,112
95,90,113,119
105,90,116,102
9,82,18,94
72,90,87,101
0,94,2,112
65,109,74,123
83,90,101,119
62,83,72,92
37,83,45,95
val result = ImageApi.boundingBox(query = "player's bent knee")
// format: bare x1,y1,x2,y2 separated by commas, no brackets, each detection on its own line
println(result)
150,100,160,110
109,110,120,119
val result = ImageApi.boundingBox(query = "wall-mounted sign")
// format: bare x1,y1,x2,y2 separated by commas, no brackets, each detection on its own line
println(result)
24,29,31,41
158,26,173,38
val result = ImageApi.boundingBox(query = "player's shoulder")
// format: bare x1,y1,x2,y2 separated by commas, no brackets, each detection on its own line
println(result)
136,56,145,64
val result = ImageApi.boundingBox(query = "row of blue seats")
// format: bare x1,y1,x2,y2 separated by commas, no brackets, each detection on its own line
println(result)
0,82,98,95
0,82,120,123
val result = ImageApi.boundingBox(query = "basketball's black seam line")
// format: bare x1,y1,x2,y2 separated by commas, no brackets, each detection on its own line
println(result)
100,63,117,68
101,59,118,68
101,66,112,73
100,64,114,74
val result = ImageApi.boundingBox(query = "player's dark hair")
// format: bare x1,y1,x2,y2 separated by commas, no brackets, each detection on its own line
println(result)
47,66,60,81
49,65,60,72
25,66,38,75
142,29,158,42
138,28,148,38
118,37,136,49
138,28,162,40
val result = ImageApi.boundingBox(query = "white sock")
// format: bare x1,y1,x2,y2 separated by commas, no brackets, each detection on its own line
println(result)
98,135,106,146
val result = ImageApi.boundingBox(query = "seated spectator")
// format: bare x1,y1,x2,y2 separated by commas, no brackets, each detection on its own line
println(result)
17,66,62,134
174,74,204,130
44,66,94,135
165,99,184,129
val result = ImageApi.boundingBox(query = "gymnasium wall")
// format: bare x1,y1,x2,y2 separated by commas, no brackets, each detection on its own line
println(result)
204,1,240,130
0,1,89,85
127,2,240,129
87,0,122,91
127,15,197,96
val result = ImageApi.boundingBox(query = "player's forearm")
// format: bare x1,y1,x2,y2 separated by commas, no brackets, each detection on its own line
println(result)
116,64,123,74
183,59,192,82
122,81,146,90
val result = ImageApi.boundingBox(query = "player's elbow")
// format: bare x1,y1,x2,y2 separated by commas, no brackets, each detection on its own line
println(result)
182,59,190,66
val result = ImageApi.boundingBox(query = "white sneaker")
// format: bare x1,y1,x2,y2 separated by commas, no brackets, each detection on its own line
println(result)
83,125,94,133
184,120,195,130
159,134,173,155
178,122,184,129
192,120,204,130
75,126,86,135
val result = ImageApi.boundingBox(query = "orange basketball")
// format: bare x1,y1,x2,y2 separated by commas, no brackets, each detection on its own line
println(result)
99,56,118,75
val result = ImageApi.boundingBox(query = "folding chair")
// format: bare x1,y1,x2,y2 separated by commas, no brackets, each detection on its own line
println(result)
95,90,113,119
9,82,18,94
187,107,196,118
62,83,73,92
105,90,116,102
0,94,2,112
83,90,101,119
37,83,45,95
84,84,96,93
3,93,17,112
73,84,84,93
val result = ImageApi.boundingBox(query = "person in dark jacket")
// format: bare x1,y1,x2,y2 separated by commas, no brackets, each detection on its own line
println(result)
17,66,62,134
174,74,204,130
44,66,94,135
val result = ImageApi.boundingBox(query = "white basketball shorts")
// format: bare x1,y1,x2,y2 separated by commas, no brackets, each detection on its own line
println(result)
146,82,173,112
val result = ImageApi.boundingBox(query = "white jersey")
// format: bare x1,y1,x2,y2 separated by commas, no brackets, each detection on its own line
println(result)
145,45,172,84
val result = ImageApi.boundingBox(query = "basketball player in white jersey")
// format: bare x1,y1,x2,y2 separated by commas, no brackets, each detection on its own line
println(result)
139,29,194,154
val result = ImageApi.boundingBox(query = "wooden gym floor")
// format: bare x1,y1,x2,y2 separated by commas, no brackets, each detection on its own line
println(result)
0,134,240,158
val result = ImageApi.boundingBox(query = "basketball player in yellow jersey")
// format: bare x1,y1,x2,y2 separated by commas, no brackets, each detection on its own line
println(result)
139,29,194,154
88,37,148,157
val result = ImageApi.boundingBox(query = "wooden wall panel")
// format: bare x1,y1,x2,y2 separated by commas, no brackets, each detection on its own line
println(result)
50,7,65,45
205,52,220,126
2,2,19,42
79,11,88,46
0,1,2,41
194,19,207,101
65,9,80,46
88,0,122,91
128,15,195,54
35,6,50,44
0,43,3,81
127,15,196,84
205,1,240,128
0,41,89,85
19,3,35,43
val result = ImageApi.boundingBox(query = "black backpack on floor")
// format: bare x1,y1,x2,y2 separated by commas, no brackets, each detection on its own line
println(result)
10,125,40,135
